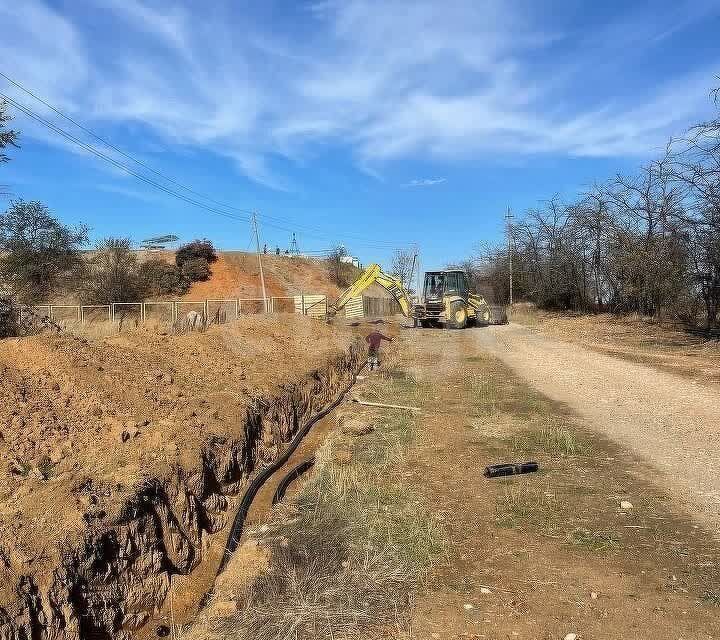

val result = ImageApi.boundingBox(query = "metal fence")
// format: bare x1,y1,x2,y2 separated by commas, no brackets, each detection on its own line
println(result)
19,295,329,325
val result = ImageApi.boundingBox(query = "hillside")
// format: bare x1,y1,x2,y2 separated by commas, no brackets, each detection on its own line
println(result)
143,251,344,301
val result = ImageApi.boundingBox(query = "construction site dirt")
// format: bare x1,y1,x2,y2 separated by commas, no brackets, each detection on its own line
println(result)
0,314,371,640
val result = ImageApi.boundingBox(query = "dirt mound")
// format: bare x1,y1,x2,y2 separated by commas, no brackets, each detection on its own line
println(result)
0,316,361,637
140,251,342,301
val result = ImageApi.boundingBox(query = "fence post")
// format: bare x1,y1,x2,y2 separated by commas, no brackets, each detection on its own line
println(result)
77,306,81,322
301,293,305,315
235,299,239,319
48,305,53,322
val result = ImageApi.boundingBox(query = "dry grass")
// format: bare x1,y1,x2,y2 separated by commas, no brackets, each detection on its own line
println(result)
511,423,589,457
201,405,443,640
510,302,720,384
495,480,556,528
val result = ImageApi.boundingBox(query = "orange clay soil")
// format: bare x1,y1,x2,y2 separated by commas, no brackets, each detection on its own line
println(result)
150,251,343,301
0,315,355,602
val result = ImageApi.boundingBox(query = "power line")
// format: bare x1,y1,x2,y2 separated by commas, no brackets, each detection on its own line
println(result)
0,70,257,218
0,70,406,251
0,92,254,225
3,92,403,250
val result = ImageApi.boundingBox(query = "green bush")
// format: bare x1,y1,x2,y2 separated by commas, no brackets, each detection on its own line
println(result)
175,239,217,267
0,297,19,337
138,259,190,296
180,257,211,282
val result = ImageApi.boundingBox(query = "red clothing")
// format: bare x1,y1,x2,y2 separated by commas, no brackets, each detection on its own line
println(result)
365,331,392,351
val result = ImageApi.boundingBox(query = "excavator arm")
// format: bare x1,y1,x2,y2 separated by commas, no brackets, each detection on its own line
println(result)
330,263,413,318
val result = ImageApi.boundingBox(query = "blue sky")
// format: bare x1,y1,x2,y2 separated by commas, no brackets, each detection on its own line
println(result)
0,0,719,270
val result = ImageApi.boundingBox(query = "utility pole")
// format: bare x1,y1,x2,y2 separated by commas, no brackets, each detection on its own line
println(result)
408,250,418,293
251,212,268,312
505,207,514,306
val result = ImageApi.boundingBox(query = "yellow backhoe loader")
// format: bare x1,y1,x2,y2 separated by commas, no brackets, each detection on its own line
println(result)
329,263,414,318
329,263,507,329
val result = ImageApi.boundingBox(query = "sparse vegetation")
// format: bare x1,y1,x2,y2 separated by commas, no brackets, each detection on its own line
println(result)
0,99,19,196
176,239,217,268
137,258,190,296
390,249,416,291
0,200,88,302
180,256,212,282
496,481,556,528
471,88,720,330
325,246,359,288
512,424,588,456
0,99,18,164
203,380,442,640
570,527,620,552
0,297,19,337
81,237,143,304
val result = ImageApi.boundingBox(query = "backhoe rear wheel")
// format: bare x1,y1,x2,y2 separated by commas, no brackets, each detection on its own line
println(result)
447,301,468,329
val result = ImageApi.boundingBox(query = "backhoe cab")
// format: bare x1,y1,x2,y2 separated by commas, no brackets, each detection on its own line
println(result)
414,270,491,329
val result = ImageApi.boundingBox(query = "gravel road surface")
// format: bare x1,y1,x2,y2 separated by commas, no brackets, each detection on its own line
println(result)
476,323,720,528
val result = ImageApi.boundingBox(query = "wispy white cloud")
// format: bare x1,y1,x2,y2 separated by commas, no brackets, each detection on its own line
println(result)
93,182,169,205
0,0,718,188
403,178,447,187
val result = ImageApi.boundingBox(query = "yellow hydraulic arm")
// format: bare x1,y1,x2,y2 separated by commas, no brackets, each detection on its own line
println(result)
329,263,413,318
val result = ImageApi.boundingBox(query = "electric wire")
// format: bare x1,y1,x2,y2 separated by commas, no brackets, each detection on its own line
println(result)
0,71,406,251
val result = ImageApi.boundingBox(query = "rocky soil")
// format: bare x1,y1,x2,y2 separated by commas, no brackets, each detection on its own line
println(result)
0,315,363,640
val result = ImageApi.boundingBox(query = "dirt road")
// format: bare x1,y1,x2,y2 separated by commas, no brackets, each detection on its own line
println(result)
476,323,720,528
185,324,720,639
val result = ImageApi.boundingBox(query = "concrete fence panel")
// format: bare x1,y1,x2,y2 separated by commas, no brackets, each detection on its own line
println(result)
143,302,174,324
81,305,112,324
22,294,330,326
294,294,327,318
207,299,237,324
239,298,267,315
271,296,296,313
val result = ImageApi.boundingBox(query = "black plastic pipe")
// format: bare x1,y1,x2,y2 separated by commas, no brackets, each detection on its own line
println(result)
271,457,316,505
215,363,363,575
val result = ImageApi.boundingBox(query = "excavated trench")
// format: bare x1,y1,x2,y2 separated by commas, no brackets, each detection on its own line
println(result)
0,341,364,640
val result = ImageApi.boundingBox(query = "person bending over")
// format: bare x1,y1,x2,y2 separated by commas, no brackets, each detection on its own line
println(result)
365,330,392,371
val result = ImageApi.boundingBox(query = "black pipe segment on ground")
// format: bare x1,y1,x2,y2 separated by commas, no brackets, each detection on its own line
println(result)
484,461,539,478
272,457,316,505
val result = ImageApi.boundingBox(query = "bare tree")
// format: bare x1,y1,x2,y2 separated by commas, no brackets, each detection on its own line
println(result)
81,237,142,304
0,100,19,197
0,200,88,302
390,249,416,289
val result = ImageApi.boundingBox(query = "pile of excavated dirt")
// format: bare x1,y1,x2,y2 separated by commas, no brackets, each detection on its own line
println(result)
0,315,363,639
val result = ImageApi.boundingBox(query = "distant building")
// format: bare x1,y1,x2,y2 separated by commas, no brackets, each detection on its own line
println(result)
340,255,362,269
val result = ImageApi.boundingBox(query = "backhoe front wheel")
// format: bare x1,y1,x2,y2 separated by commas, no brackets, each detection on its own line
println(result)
447,301,467,329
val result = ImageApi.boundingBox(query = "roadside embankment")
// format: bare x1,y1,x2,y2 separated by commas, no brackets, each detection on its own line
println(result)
0,315,363,640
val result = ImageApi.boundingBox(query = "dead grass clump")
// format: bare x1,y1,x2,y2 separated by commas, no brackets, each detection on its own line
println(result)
512,424,589,457
569,527,620,552
213,413,443,640
495,480,557,529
